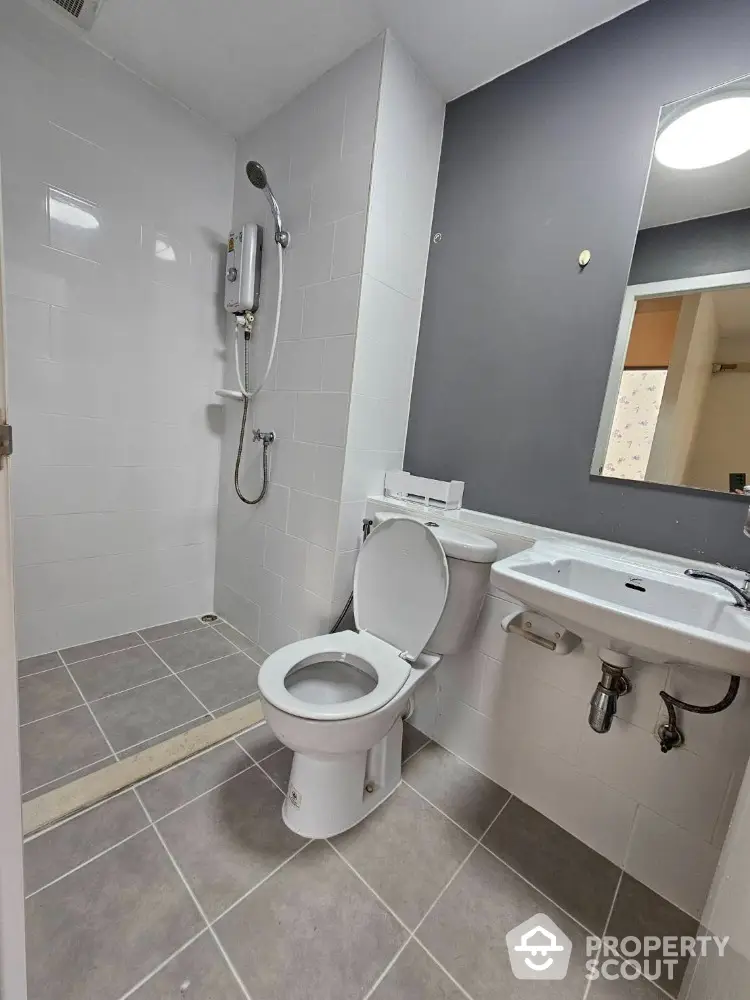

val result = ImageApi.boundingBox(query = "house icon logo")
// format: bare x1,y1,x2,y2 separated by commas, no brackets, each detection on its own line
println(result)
506,913,573,980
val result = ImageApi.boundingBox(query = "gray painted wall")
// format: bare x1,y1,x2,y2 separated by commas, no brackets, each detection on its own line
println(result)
630,209,750,284
405,0,750,568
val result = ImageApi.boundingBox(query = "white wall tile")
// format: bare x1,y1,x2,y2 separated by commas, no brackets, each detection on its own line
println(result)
276,339,324,391
294,392,350,448
302,275,362,340
264,527,308,583
322,336,356,392
625,806,721,918
287,490,339,551
1,1,234,656
332,212,367,279
314,445,346,500
304,543,336,602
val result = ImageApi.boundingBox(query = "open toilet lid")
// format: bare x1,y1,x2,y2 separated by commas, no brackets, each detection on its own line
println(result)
354,517,449,661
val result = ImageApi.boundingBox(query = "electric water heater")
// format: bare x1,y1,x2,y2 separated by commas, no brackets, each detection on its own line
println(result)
225,223,263,314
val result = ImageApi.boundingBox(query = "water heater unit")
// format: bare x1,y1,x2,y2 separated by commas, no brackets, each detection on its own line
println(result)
225,223,263,315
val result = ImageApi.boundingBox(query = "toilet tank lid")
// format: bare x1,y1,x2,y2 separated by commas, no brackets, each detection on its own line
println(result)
374,514,497,564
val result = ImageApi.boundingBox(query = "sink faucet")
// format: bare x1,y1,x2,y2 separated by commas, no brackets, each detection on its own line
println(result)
684,569,750,610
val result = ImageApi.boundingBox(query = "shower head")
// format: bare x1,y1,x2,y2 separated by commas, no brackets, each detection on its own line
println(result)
245,160,289,248
245,160,268,190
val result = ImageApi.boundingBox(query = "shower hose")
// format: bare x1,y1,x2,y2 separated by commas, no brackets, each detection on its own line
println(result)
234,241,284,505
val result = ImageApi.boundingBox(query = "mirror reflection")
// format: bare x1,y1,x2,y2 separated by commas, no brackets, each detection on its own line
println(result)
593,76,750,495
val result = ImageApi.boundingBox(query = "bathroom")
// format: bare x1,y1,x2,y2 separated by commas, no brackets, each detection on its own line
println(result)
1,0,750,996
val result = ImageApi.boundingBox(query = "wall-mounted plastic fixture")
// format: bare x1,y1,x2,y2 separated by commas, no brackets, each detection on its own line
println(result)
215,389,245,402
384,471,464,510
501,610,581,655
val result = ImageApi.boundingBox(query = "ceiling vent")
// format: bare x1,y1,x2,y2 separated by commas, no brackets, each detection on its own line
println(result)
42,0,101,30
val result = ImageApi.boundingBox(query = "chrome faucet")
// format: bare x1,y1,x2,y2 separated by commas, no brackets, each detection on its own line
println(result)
684,569,750,610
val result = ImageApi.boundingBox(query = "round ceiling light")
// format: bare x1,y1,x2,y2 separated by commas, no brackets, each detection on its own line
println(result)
655,95,750,170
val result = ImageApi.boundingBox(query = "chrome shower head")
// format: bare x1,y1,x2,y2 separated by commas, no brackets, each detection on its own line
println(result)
245,160,289,248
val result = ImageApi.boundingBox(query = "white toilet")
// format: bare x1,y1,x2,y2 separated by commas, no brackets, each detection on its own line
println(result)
258,514,497,838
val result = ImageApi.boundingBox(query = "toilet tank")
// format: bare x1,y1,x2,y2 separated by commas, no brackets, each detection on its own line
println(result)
373,514,497,655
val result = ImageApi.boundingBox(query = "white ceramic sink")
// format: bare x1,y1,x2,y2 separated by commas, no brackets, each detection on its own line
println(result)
491,541,750,676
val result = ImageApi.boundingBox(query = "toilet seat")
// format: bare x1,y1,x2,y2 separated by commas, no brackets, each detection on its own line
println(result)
259,517,449,723
259,630,412,721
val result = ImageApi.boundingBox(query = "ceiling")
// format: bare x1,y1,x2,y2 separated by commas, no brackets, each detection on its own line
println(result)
74,0,648,135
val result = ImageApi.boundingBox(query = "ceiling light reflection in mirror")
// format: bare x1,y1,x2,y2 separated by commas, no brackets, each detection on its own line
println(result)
656,96,750,170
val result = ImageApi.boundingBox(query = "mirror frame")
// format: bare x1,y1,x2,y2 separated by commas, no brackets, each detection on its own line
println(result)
591,267,750,496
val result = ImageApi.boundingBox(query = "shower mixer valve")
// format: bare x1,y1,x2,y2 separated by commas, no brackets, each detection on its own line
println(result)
252,429,275,446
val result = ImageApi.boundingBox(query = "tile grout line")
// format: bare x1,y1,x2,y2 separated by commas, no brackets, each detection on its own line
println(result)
22,753,114,799
61,661,121,762
361,796,517,1000
27,734,274,892
401,778,487,841
400,735,432,767
131,787,255,1000
17,659,66,679
136,631,218,722
114,928,209,1000
25,820,152,899
61,641,146,667
581,868,624,1000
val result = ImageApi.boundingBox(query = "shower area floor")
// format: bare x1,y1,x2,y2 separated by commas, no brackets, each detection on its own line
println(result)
17,618,265,801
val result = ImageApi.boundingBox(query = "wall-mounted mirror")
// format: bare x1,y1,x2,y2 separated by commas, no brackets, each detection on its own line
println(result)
592,76,750,496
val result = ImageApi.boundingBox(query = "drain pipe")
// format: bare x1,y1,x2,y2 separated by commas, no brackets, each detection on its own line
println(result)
589,650,633,734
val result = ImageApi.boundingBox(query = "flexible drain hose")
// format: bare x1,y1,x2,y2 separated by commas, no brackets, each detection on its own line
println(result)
658,674,741,752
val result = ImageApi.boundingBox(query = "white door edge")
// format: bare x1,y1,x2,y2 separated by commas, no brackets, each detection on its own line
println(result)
0,157,28,999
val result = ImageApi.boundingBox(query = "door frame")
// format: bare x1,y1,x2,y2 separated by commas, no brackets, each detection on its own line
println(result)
0,157,28,999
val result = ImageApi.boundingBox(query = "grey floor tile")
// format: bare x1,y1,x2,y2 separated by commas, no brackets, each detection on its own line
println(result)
402,721,431,762
333,783,474,928
59,632,143,664
90,676,206,752
156,765,306,919
20,706,112,794
236,723,283,761
138,741,255,820
483,797,620,934
607,874,698,997
215,841,407,1000
259,747,293,791
213,621,257,652
587,973,666,999
128,931,246,1000
24,790,147,895
25,828,203,1000
370,940,466,1000
404,742,511,837
138,617,204,642
150,628,236,671
180,653,260,711
69,645,169,701
18,651,63,677
18,667,82,725
418,845,590,1000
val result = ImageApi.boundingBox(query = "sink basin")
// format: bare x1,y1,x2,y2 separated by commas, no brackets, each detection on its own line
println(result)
491,541,750,676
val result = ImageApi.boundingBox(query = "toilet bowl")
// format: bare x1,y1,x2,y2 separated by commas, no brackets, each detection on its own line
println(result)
258,514,497,838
